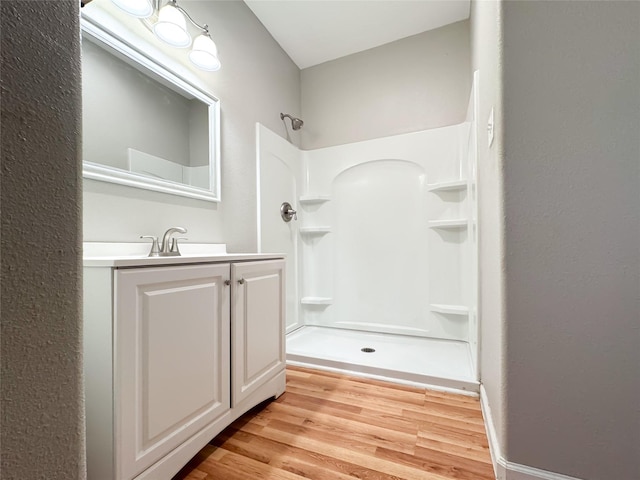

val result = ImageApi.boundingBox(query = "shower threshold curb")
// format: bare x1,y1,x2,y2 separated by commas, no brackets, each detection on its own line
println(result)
286,354,479,395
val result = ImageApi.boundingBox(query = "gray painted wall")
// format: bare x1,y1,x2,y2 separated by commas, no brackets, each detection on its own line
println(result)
470,0,506,455
503,2,640,479
300,20,471,149
83,0,301,252
1,2,85,479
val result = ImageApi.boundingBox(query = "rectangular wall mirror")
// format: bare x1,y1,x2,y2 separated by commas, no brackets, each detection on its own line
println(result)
81,18,220,202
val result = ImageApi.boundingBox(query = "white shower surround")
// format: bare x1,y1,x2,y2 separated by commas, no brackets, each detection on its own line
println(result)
258,74,478,391
300,124,471,336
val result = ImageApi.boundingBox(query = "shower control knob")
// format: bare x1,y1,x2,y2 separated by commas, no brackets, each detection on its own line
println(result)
280,202,297,222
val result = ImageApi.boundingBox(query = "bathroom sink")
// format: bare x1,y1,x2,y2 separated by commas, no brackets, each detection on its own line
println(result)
83,242,284,267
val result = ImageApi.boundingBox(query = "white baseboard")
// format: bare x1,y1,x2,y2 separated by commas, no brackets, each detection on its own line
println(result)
505,461,585,480
479,385,584,480
479,384,507,479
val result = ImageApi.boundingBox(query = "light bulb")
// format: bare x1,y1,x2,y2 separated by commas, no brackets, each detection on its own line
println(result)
153,4,191,48
111,0,153,18
189,35,221,71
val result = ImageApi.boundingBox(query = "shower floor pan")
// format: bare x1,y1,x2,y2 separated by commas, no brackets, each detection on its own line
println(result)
286,326,479,394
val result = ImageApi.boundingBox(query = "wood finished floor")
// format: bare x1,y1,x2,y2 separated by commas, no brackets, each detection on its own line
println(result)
173,366,495,480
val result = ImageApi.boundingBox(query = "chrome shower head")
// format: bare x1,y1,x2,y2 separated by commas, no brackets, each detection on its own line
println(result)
280,112,304,131
291,117,304,130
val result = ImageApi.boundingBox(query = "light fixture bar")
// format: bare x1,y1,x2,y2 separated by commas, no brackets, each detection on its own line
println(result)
170,0,209,34
166,0,221,71
114,0,221,72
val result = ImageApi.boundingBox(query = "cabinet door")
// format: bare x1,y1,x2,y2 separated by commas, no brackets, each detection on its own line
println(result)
232,260,285,406
115,264,230,480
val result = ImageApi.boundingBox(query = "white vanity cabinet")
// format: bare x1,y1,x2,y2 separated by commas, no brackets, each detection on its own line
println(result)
231,261,286,407
84,253,285,480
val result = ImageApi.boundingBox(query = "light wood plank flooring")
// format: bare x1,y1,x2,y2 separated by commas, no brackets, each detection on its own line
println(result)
174,367,494,480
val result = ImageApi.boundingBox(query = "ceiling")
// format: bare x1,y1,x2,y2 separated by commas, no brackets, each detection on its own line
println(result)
243,0,470,69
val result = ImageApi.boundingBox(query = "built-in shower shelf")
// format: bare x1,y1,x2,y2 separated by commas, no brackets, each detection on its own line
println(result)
428,219,468,230
300,297,333,306
299,226,332,235
430,304,469,316
299,195,331,205
427,179,468,192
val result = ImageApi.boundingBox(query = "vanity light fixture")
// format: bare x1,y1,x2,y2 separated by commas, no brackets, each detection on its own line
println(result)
153,2,191,47
189,33,221,71
110,0,221,71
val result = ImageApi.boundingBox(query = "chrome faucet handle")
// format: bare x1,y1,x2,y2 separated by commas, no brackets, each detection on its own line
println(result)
280,202,297,222
170,237,188,255
160,226,187,254
140,236,160,257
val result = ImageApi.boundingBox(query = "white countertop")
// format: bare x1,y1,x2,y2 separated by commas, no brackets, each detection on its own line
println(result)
83,242,285,267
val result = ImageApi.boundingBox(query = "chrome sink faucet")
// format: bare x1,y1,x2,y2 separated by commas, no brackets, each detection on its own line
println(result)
160,226,187,256
141,226,188,257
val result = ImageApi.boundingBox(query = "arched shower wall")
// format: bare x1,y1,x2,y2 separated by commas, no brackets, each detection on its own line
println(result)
331,160,429,337
298,125,474,345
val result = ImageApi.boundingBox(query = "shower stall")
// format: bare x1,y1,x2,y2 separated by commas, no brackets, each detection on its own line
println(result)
257,75,478,393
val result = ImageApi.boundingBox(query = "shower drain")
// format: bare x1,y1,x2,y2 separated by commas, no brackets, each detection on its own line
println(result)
360,347,376,353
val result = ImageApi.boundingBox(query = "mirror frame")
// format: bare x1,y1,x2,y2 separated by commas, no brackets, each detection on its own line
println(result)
81,17,221,202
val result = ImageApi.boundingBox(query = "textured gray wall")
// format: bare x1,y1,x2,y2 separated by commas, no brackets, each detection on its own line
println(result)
503,2,640,478
300,20,471,149
83,0,301,252
470,0,506,455
1,1,85,479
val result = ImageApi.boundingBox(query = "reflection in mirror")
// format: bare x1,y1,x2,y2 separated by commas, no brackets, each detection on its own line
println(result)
81,18,220,202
